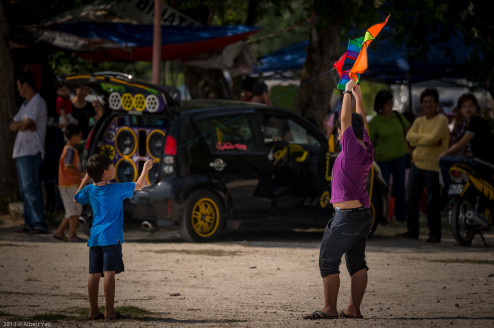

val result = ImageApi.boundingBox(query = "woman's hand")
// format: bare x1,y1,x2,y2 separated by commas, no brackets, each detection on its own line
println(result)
352,84,362,100
345,79,357,92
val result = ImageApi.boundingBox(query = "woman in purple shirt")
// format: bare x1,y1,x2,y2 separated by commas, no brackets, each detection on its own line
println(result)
304,79,374,320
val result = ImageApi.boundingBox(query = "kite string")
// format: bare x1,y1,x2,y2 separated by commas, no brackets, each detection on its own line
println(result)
1,67,337,197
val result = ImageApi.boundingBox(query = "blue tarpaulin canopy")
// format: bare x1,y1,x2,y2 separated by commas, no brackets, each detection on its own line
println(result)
26,22,261,62
254,32,479,84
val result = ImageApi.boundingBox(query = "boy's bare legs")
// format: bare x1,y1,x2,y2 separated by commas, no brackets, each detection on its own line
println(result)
321,273,340,317
67,215,79,241
343,268,367,317
103,271,117,319
88,273,102,319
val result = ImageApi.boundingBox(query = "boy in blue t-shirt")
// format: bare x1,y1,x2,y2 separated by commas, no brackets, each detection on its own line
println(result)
74,154,152,320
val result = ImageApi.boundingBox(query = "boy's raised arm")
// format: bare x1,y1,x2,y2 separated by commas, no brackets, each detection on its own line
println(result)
74,173,91,203
135,160,153,191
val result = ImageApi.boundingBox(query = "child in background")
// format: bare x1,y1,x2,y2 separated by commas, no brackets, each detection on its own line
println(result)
52,124,84,242
56,81,77,128
74,154,152,320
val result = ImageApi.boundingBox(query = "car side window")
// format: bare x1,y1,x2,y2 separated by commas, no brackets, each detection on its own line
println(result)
260,114,321,148
196,115,257,152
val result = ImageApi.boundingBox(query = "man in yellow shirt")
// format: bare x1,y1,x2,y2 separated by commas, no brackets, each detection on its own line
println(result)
398,88,449,243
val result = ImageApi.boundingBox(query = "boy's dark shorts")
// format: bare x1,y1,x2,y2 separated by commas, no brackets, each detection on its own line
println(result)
319,207,372,277
89,244,124,276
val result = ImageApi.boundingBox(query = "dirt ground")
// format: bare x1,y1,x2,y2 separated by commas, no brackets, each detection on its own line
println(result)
0,213,493,328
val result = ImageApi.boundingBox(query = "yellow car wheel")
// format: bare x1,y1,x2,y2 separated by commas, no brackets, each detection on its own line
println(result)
181,191,224,242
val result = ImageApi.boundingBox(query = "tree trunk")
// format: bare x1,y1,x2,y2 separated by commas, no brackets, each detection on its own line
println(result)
0,2,19,206
183,65,231,99
295,17,341,130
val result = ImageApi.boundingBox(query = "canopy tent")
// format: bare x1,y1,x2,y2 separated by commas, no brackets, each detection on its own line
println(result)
253,32,479,85
27,23,261,62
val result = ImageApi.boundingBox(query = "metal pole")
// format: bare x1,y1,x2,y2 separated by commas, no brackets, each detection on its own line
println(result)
151,0,162,84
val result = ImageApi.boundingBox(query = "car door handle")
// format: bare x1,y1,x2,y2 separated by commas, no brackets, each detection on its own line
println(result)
210,158,227,171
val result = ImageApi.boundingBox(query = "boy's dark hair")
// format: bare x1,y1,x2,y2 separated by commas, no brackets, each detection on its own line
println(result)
241,77,258,92
17,71,37,91
86,154,113,183
64,124,82,140
336,113,365,140
374,90,393,114
420,88,439,103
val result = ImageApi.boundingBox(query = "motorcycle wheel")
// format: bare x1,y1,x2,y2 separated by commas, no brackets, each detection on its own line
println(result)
450,197,475,246
369,193,384,238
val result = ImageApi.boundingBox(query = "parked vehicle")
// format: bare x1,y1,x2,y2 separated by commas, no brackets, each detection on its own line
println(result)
68,72,388,242
447,160,494,246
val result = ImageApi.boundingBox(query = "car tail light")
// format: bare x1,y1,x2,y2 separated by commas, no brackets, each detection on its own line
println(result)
162,135,176,175
164,135,177,155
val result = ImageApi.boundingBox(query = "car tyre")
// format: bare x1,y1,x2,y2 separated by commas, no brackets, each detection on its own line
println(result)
180,191,224,242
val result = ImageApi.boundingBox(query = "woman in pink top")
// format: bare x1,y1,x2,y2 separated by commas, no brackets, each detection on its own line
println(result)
304,79,374,320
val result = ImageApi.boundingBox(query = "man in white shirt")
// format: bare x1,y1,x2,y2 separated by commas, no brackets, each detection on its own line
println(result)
9,71,48,234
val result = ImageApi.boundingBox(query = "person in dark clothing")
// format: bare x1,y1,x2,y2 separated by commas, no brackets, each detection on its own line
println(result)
72,84,103,139
439,93,494,193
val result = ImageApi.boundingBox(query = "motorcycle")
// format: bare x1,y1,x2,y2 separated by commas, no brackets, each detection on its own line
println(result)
447,159,494,246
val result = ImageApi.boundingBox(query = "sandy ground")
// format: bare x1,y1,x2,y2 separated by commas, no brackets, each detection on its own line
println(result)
0,213,493,328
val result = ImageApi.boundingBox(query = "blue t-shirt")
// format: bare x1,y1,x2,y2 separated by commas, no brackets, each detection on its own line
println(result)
74,182,135,247
330,128,374,208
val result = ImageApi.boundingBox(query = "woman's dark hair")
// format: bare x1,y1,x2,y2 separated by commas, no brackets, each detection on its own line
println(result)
457,93,480,112
64,124,82,140
351,112,364,139
17,71,37,91
336,113,364,140
420,88,439,103
374,90,393,114
86,154,113,183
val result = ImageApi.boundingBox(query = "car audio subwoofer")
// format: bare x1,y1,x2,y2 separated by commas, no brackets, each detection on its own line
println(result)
115,127,137,156
115,158,137,182
100,118,167,183
147,129,166,159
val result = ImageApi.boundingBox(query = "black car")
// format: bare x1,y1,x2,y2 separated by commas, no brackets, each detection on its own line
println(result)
67,72,388,242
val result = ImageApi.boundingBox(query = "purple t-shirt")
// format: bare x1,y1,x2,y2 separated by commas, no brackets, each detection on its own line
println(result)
330,127,374,208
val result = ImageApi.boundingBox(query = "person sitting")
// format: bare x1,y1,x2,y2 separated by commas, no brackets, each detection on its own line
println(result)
448,105,472,156
439,93,494,195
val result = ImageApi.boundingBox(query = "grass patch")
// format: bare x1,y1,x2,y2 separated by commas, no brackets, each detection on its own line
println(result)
0,291,36,296
1,306,153,323
76,305,152,319
30,313,71,322
427,259,494,266
0,243,29,247
143,249,242,257
372,218,452,237
25,278,39,282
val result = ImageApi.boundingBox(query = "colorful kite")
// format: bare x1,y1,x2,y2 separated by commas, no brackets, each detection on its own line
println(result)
334,14,390,90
